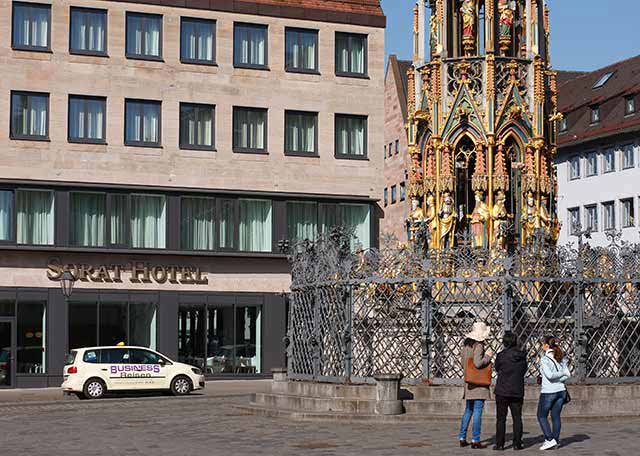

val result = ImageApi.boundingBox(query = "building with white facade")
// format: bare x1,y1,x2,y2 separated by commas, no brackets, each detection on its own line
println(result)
556,56,640,246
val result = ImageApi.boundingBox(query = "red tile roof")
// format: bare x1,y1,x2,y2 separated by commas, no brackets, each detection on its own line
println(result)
104,0,386,28
557,55,640,148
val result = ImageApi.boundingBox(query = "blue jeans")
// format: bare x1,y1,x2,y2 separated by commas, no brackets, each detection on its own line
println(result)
537,391,566,442
459,399,485,443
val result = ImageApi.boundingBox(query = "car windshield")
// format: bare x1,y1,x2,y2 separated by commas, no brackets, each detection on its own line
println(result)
65,351,77,366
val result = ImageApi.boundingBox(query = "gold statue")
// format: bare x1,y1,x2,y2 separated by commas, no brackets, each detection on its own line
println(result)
439,191,456,248
492,190,509,248
521,191,539,244
407,198,425,241
470,191,489,248
539,195,551,232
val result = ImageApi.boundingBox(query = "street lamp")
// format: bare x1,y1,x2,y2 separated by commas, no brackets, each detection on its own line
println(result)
59,270,76,301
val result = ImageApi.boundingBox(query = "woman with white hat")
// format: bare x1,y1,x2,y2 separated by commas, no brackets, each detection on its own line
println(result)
458,321,493,449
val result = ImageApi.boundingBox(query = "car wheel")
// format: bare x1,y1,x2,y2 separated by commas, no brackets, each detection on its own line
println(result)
83,378,106,400
170,375,192,396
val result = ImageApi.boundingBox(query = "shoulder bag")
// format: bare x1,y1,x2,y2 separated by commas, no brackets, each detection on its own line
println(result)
547,356,571,404
464,357,493,387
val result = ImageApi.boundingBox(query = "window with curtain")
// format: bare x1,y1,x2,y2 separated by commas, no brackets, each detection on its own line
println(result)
285,111,317,155
585,205,598,232
285,28,318,72
69,96,106,143
126,12,162,59
181,197,215,251
219,199,236,250
603,149,615,173
70,192,106,247
16,189,54,245
10,91,48,139
233,23,267,68
319,203,338,235
287,201,318,242
0,191,14,242
233,107,267,152
70,7,107,55
12,2,50,50
239,199,272,252
568,208,580,235
130,194,166,249
341,204,370,250
335,114,367,158
125,99,161,146
180,17,215,64
335,32,367,76
603,202,615,231
621,199,635,228
110,194,128,246
179,103,214,150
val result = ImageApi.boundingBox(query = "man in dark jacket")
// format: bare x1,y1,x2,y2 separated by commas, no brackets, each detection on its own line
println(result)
494,331,527,450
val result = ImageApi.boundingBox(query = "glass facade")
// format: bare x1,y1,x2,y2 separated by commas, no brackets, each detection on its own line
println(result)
17,300,46,374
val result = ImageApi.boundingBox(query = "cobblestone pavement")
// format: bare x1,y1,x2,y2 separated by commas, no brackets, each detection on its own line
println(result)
0,386,637,456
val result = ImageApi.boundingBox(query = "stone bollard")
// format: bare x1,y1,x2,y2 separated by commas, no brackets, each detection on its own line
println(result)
374,373,404,415
271,368,288,394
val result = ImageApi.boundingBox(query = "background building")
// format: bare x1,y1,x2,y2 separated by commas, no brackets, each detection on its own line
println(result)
382,55,411,241
556,55,640,245
0,0,385,388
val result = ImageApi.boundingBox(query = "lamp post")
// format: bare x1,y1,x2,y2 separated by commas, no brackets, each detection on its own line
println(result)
59,270,76,302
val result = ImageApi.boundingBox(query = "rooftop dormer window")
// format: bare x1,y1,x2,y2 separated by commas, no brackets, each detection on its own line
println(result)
559,116,567,132
625,96,636,116
590,105,600,124
593,71,614,89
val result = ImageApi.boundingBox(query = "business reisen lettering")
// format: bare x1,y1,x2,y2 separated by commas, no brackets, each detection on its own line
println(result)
47,259,208,285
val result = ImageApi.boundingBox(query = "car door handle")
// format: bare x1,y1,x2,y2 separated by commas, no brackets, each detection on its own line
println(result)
101,368,108,371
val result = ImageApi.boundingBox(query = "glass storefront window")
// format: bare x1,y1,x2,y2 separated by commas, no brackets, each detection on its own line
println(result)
0,299,15,317
69,301,98,350
178,304,206,370
206,306,234,374
99,301,127,346
129,302,157,350
17,300,46,374
235,305,261,374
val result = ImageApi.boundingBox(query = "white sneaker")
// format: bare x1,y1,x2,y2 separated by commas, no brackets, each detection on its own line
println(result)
540,439,558,450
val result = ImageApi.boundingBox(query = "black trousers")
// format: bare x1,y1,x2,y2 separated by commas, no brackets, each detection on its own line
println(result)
495,395,524,447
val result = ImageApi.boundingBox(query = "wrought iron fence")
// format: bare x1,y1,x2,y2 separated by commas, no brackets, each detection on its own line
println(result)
285,230,640,385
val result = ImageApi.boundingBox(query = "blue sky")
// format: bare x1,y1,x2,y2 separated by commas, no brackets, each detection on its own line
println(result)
382,0,640,71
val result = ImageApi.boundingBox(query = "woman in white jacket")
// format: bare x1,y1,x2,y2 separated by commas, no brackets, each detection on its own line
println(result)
537,335,571,451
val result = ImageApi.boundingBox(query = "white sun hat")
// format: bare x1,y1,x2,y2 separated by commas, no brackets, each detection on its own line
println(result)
465,322,491,342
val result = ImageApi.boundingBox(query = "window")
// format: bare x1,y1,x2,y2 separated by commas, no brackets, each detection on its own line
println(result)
233,107,267,153
586,152,597,176
12,2,51,51
384,145,387,159
130,194,166,249
603,201,615,231
625,96,636,116
125,99,161,147
335,32,367,76
388,143,393,157
180,17,215,64
395,140,399,155
17,300,46,374
70,192,106,247
286,201,318,242
559,116,567,133
342,204,370,250
585,205,598,232
68,96,106,143
285,111,317,155
179,103,214,150
590,105,600,124
335,115,367,158
129,348,161,364
285,27,318,73
383,188,388,207
234,23,267,69
16,189,54,245
70,7,107,56
569,156,580,180
568,207,580,235
109,194,128,246
400,182,406,201
623,144,635,169
621,199,635,228
239,199,272,252
391,185,397,204
181,197,215,251
593,71,614,89
219,199,236,250
10,91,49,140
603,148,615,173
126,12,162,60
0,191,15,242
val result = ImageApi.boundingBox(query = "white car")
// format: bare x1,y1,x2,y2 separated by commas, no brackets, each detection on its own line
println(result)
62,346,205,400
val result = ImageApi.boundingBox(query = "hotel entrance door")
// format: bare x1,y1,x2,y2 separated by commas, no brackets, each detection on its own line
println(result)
0,320,15,388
